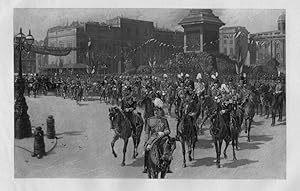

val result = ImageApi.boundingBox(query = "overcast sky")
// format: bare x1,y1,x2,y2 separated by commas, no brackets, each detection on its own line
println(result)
14,8,285,41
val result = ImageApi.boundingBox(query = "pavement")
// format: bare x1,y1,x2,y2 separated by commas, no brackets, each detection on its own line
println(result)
14,95,286,178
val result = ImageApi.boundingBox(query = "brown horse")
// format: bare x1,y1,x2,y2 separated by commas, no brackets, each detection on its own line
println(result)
177,102,198,168
146,136,176,179
109,107,144,166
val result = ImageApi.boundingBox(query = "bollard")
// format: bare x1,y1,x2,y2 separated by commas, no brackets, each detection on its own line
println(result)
46,115,56,139
32,127,45,159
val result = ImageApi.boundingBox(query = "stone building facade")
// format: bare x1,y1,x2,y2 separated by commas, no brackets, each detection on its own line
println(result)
250,12,286,72
43,18,183,74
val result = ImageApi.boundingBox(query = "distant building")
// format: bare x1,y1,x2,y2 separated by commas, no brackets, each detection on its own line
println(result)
250,12,285,72
219,26,249,60
43,18,183,74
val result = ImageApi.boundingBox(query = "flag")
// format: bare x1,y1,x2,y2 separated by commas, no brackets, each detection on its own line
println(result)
234,31,242,39
244,50,251,66
88,37,92,48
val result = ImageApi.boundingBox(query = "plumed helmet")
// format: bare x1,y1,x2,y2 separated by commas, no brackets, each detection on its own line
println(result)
221,84,229,93
196,73,202,80
153,98,164,108
185,73,190,78
163,74,168,78
177,74,182,78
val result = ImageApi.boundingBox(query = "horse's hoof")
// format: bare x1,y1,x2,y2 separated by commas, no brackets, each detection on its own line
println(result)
217,164,221,168
182,164,186,168
113,153,117,158
271,123,275,127
189,157,192,162
247,138,250,142
233,157,237,161
121,162,125,166
224,154,227,159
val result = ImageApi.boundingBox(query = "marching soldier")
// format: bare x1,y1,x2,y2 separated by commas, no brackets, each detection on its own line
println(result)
143,102,171,173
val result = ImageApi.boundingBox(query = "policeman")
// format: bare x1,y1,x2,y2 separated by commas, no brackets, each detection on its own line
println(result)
143,104,171,173
121,86,137,136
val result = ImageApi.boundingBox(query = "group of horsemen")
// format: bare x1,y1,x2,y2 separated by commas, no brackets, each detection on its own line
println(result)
23,71,285,173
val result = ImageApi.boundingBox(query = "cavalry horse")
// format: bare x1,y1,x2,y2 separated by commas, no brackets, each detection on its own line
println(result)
258,84,273,118
75,85,83,103
201,96,236,168
271,91,285,126
177,101,198,168
243,91,256,142
108,107,144,166
146,136,176,179
166,86,177,116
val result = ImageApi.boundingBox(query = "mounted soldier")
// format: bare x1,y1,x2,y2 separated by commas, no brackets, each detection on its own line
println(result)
143,102,171,173
121,86,137,136
184,73,194,90
194,73,206,99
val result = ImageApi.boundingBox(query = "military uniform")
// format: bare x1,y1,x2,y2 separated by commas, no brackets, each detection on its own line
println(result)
143,114,170,173
121,94,137,135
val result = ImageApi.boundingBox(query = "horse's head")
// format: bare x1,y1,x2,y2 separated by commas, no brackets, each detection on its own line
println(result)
108,107,120,128
160,137,176,168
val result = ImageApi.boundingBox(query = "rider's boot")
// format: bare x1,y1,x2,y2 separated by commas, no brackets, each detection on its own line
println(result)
142,151,148,173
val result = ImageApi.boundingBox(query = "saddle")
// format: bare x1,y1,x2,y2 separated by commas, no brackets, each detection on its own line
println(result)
148,136,169,166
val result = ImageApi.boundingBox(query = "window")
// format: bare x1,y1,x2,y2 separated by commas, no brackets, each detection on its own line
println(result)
67,42,72,48
276,43,280,49
224,48,227,54
277,53,281,59
136,28,139,36
223,40,227,44
229,40,233,44
230,48,233,55
59,41,64,48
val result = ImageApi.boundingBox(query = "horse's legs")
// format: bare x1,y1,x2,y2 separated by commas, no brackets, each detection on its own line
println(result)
160,170,167,179
244,119,248,133
247,119,252,142
188,141,192,162
111,134,119,158
223,139,229,159
121,138,129,166
181,140,186,168
217,140,222,168
232,135,237,160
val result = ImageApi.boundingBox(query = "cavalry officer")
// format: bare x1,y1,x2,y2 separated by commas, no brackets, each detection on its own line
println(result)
143,103,171,173
194,73,206,99
184,73,195,90
121,86,137,136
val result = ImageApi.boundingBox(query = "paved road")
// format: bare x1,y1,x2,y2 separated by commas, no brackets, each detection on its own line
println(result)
14,96,286,178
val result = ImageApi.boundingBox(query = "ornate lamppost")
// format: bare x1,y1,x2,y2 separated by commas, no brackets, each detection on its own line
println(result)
14,28,34,139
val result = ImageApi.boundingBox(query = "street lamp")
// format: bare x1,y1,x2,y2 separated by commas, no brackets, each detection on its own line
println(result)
14,28,34,139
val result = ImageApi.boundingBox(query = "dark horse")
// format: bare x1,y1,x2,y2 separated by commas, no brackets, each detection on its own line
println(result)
109,107,144,166
243,91,256,142
271,91,285,126
177,102,198,168
146,136,176,178
202,96,236,168
75,85,83,104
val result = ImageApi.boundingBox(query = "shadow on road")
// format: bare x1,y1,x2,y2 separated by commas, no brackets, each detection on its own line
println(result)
190,157,216,167
77,102,89,106
223,159,259,168
195,139,214,149
56,131,84,136
252,120,264,126
250,134,273,142
238,142,264,150
127,157,144,167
